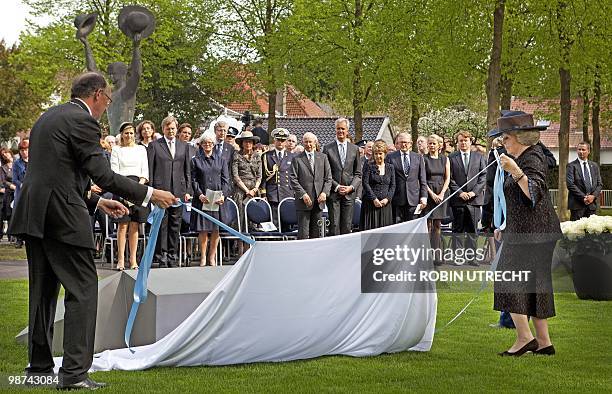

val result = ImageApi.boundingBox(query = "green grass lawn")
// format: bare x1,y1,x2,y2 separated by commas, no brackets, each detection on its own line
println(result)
1,278,610,393
0,243,27,261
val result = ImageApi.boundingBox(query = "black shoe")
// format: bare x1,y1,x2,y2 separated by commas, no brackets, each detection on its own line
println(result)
57,377,107,390
498,338,538,357
533,345,555,355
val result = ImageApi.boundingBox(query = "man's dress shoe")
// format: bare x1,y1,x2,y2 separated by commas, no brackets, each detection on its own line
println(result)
57,377,107,390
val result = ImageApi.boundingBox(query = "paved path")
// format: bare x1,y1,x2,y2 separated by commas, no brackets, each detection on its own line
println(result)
0,259,119,280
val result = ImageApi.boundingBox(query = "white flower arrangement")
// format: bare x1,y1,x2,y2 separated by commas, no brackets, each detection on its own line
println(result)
560,215,612,256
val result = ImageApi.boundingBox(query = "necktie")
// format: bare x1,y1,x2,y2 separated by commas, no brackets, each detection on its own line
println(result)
403,153,410,175
583,162,592,192
308,153,314,172
277,151,282,161
339,143,346,167
216,143,222,156
463,152,469,174
169,140,175,158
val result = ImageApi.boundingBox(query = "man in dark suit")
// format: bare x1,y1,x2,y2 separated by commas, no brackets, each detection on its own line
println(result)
290,132,332,239
261,128,294,225
448,131,486,265
322,118,361,235
213,120,235,173
148,116,192,268
567,141,603,220
251,118,270,146
386,133,427,223
8,72,176,389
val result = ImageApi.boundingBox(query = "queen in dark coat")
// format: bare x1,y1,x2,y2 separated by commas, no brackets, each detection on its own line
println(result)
191,134,231,266
492,111,561,357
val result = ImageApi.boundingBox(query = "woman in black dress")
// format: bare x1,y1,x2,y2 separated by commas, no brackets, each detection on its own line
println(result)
191,134,231,266
360,140,395,230
421,134,450,264
491,111,561,356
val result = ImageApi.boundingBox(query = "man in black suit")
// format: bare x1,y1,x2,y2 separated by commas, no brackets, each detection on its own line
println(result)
448,131,486,265
251,118,270,146
386,133,428,223
290,132,332,239
148,116,192,267
567,141,603,220
8,72,176,389
322,118,361,235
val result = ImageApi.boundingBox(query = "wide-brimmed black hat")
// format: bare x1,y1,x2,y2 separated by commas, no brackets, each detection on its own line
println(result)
235,130,260,144
488,110,549,137
74,13,97,39
118,5,156,40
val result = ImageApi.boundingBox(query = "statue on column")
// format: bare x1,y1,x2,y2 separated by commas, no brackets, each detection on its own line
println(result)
74,6,156,135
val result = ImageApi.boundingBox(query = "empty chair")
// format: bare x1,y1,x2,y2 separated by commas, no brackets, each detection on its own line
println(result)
277,197,298,239
244,197,284,240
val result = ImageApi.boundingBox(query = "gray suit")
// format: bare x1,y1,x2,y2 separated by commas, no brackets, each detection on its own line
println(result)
567,159,603,220
323,141,361,235
386,150,428,223
290,151,332,239
448,150,486,256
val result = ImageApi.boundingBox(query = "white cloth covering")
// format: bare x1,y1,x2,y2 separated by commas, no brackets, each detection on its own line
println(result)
55,217,437,371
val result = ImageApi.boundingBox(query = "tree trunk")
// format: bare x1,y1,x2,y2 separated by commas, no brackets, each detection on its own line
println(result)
500,74,513,110
410,101,419,151
267,86,277,132
556,1,571,222
485,0,505,129
352,0,364,142
592,68,601,164
353,71,364,142
581,88,590,143
265,0,276,132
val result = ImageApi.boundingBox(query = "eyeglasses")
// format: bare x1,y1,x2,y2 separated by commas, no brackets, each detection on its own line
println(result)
99,89,112,104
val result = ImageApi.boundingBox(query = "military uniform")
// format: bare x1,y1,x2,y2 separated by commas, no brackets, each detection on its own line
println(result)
261,128,294,225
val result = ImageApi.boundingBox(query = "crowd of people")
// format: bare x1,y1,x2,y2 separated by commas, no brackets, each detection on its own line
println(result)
4,112,603,271
83,111,598,271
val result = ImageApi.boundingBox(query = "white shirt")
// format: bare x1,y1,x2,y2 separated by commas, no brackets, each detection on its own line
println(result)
578,158,592,182
110,145,149,181
73,98,92,115
165,137,176,158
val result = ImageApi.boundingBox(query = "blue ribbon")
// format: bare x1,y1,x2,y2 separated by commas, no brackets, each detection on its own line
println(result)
124,200,255,350
183,201,255,245
124,204,166,351
493,149,507,231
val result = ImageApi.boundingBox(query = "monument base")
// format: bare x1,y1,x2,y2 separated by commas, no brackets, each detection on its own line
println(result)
16,266,233,353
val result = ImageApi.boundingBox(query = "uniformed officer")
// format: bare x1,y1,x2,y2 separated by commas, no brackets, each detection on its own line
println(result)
261,128,294,225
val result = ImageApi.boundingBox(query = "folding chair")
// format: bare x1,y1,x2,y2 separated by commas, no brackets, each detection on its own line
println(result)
102,214,147,269
244,197,284,240
352,198,362,232
180,203,223,266
218,197,241,262
277,197,298,239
